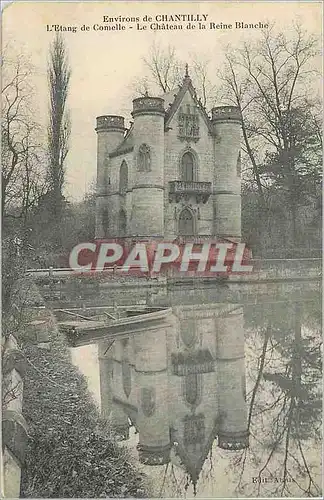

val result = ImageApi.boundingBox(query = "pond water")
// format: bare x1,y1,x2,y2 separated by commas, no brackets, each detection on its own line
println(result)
70,283,322,498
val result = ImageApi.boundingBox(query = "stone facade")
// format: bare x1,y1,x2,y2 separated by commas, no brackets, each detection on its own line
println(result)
95,70,242,241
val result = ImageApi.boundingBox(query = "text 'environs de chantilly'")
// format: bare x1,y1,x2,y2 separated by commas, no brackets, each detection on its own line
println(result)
46,13,269,33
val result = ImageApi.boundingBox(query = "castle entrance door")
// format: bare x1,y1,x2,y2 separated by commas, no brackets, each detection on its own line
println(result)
179,208,194,236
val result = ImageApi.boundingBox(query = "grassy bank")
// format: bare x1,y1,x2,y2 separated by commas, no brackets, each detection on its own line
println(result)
17,284,149,498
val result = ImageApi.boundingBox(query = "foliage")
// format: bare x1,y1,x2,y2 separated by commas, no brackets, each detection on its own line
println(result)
129,26,322,256
241,188,321,257
20,306,149,497
1,47,47,222
13,187,96,269
47,33,71,219
220,23,322,250
131,42,218,108
237,300,322,496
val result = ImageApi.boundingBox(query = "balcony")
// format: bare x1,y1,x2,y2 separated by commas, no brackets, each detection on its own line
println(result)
171,349,214,376
169,180,212,203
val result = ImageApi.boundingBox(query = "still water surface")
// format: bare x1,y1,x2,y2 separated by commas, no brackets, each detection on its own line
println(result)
71,283,322,498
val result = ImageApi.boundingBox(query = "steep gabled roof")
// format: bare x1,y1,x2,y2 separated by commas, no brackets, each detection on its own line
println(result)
109,69,213,159
171,420,218,493
164,73,213,134
162,88,179,109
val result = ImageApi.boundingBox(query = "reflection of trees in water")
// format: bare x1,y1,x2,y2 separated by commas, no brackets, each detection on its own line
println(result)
157,452,215,498
150,299,321,498
231,300,322,497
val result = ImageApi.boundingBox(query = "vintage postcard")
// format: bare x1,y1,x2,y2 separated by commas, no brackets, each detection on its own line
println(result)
2,1,322,499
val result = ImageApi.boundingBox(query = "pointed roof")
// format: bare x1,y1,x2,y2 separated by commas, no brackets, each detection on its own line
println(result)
171,419,218,491
163,66,213,133
109,66,213,159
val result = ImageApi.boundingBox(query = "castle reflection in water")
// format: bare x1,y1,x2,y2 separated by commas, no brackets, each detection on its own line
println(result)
98,303,249,488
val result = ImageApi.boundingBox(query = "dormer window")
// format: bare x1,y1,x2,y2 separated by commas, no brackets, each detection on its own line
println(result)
178,105,200,142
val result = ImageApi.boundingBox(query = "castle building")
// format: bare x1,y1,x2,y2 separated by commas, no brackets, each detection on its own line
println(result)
95,67,242,241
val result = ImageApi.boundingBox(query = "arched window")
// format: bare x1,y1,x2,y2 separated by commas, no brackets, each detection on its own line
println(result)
137,144,151,172
184,374,198,406
102,209,109,236
181,152,195,181
122,360,131,398
119,160,128,195
180,320,197,348
118,209,127,237
179,208,194,236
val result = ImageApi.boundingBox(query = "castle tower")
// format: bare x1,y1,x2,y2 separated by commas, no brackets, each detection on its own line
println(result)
95,115,125,238
135,327,171,465
211,106,242,241
130,96,165,238
98,342,113,416
98,341,130,439
215,308,249,449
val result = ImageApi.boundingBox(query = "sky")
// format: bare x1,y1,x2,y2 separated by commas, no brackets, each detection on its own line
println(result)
3,1,322,200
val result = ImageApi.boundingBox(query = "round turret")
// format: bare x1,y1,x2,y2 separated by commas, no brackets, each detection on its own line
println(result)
215,309,249,450
132,96,165,117
135,328,171,463
211,106,242,240
137,443,171,465
95,115,125,238
218,429,249,450
211,106,242,124
95,115,125,132
130,95,165,237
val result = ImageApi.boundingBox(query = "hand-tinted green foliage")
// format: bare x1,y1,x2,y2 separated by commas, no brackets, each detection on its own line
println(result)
20,313,148,498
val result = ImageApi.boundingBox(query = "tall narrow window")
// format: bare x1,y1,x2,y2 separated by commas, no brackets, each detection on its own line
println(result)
179,208,194,236
181,152,195,181
119,160,128,195
236,152,241,177
137,144,151,172
180,319,197,348
184,374,198,406
118,209,127,237
102,209,109,236
122,360,131,398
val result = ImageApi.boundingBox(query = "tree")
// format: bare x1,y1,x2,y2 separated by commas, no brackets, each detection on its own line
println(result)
2,49,47,226
47,33,71,218
131,42,218,108
222,299,322,498
143,42,182,93
220,23,322,250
